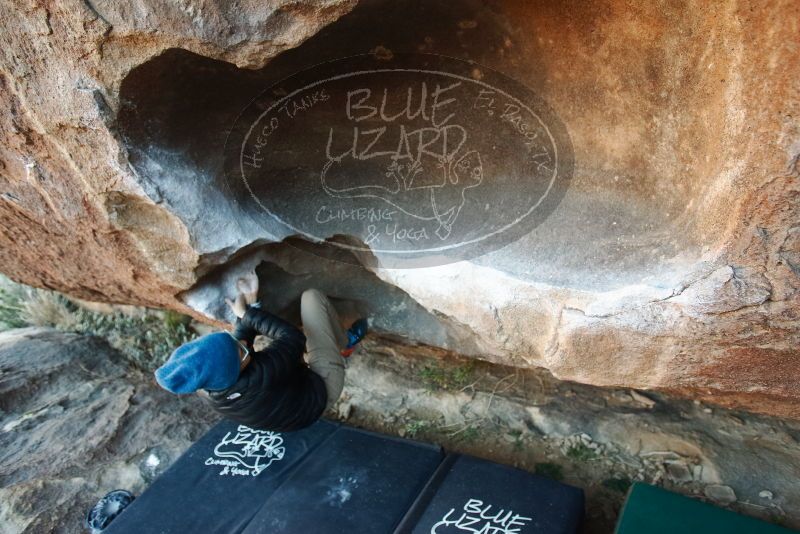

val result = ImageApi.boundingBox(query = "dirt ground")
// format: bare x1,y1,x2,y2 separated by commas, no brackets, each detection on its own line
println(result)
333,335,800,532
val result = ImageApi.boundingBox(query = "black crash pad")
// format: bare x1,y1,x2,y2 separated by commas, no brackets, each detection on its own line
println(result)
105,419,338,534
240,426,444,533
396,454,585,534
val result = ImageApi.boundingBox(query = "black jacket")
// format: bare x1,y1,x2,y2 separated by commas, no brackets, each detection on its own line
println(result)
205,306,327,432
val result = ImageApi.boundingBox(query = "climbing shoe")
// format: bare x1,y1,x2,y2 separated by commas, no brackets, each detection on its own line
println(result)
86,489,135,533
341,318,368,357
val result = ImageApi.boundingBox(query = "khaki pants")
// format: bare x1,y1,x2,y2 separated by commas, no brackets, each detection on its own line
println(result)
301,289,347,410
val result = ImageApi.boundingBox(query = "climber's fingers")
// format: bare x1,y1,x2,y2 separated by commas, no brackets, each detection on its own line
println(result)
236,272,259,305
225,295,247,319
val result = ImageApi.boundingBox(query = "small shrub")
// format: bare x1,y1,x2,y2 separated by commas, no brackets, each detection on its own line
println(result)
565,442,598,462
450,424,481,443
506,429,525,451
535,462,564,481
404,419,429,438
163,310,191,330
452,363,475,386
419,361,475,391
602,477,632,494
21,290,77,329
0,283,28,329
0,277,76,330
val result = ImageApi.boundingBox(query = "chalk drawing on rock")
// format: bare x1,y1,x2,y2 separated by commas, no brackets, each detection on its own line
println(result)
225,53,573,268
321,139,484,240
204,425,286,477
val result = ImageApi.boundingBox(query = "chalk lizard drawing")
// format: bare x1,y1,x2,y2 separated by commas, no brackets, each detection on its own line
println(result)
320,124,484,240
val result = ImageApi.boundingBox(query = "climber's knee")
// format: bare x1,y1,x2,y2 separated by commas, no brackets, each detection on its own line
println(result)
301,288,324,307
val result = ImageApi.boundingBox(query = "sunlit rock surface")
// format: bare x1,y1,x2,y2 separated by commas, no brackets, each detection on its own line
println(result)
0,0,797,417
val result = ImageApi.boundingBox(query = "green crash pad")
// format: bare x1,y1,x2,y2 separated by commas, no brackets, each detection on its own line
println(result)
615,483,795,534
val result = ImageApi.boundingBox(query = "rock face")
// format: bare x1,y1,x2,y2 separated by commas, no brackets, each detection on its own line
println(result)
0,0,798,417
0,328,217,532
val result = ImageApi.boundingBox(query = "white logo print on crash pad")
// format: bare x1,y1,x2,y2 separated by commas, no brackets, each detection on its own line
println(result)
205,425,286,477
431,499,532,534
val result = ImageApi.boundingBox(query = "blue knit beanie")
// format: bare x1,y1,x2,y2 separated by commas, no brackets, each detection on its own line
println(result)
155,332,241,394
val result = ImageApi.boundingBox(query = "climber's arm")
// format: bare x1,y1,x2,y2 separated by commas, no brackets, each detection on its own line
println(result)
234,305,307,382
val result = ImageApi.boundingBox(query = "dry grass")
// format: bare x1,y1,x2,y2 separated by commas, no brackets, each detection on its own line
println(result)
0,275,196,371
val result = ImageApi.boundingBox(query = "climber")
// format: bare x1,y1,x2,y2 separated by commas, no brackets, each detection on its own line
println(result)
153,272,368,431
